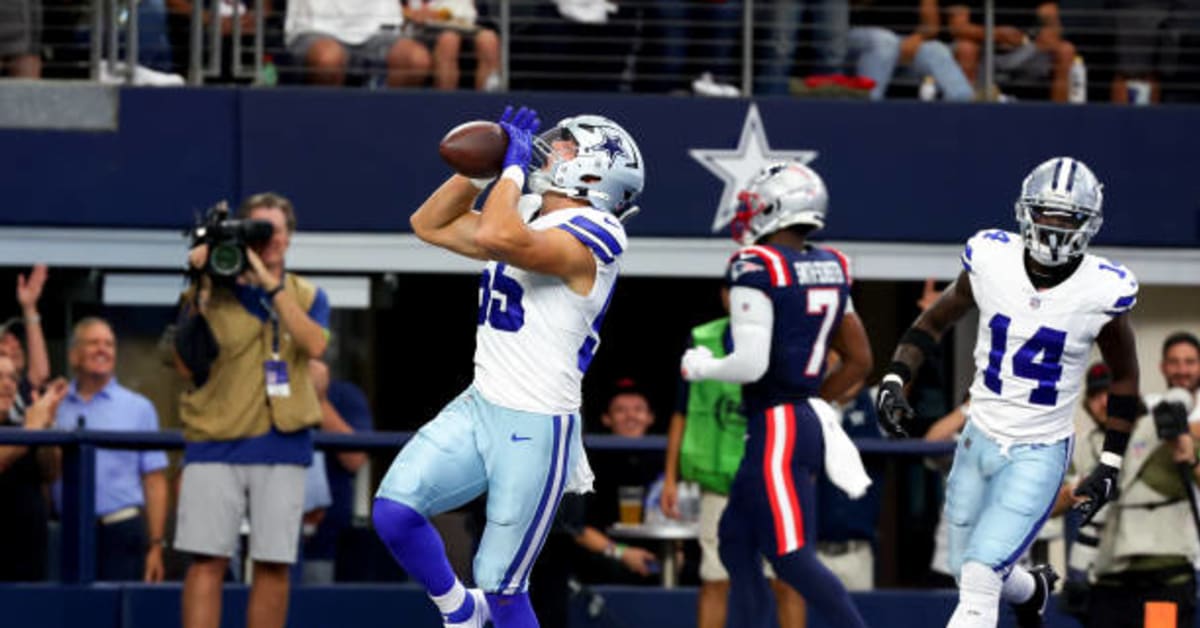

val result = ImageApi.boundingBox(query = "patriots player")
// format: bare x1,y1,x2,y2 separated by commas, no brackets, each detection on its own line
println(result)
877,157,1140,628
681,162,873,628
371,106,644,628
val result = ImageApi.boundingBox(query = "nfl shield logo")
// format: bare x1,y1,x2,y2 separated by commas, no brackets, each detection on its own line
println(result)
1029,296,1041,309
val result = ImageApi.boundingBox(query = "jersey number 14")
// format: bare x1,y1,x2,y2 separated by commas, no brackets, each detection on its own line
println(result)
984,313,1067,406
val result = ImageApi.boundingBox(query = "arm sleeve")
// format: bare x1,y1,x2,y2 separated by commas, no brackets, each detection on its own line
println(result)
696,286,773,383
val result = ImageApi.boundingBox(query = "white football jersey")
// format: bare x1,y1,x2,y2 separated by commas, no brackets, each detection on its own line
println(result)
473,206,626,414
961,229,1139,444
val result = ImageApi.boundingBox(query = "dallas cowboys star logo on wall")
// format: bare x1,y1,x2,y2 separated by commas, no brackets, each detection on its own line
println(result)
688,103,818,232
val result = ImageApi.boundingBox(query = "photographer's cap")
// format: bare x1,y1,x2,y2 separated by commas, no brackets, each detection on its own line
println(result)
1085,362,1111,395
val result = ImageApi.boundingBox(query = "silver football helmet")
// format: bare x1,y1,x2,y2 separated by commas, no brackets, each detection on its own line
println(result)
732,161,828,245
529,115,645,222
1015,157,1104,266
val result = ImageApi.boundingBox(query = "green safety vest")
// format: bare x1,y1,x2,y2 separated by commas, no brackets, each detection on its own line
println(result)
679,318,749,495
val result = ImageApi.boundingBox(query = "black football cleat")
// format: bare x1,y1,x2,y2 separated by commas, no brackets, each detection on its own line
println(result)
1013,564,1059,628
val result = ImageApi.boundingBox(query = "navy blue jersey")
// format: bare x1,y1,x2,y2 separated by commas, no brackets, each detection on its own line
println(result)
725,244,852,414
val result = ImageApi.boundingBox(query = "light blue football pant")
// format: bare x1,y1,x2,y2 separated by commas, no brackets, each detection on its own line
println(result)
376,386,580,594
944,420,1071,578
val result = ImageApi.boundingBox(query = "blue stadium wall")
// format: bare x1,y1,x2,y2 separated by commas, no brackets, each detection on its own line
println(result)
1,87,1198,246
0,583,1101,628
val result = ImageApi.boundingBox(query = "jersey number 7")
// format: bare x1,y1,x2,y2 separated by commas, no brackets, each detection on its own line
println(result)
983,313,1067,406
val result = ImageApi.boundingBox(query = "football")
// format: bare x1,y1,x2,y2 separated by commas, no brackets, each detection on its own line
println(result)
438,120,509,179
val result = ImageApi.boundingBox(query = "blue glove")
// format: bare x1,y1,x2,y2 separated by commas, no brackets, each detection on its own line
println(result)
497,106,541,171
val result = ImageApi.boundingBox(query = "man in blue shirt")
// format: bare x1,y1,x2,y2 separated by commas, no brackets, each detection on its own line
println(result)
55,317,169,581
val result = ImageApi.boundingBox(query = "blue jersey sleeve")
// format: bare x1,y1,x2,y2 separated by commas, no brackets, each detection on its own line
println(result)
1095,258,1139,316
556,213,626,265
308,287,332,329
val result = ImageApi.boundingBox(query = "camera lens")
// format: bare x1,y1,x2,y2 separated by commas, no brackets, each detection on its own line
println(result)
209,243,244,277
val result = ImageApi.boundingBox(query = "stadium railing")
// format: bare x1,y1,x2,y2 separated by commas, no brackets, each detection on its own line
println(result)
35,0,1200,102
0,428,953,584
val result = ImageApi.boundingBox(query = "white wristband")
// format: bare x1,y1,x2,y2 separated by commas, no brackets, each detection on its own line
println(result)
501,165,525,190
467,176,495,190
882,373,904,386
1099,451,1123,468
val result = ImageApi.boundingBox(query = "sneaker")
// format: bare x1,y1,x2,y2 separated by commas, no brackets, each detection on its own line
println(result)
691,72,740,98
1013,564,1059,628
444,588,490,628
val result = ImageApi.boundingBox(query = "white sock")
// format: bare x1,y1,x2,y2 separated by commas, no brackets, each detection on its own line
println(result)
947,561,1001,628
430,580,467,615
1001,565,1036,604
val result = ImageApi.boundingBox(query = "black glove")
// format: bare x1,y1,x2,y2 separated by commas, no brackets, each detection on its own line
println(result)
876,374,914,438
1073,461,1120,525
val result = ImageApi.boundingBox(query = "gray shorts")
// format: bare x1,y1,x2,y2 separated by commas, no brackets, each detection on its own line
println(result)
0,0,42,58
174,462,306,564
287,29,404,75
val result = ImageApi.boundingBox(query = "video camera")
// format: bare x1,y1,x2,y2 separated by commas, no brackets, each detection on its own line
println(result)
189,201,274,281
1153,388,1194,441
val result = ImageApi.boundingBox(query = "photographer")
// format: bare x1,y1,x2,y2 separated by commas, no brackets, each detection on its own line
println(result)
173,192,330,628
1067,360,1199,627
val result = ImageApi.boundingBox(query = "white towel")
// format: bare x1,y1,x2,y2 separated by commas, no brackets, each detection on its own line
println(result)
565,428,595,494
810,398,872,499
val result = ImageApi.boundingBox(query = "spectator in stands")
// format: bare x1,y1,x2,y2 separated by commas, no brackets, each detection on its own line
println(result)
948,1,1078,102
1,264,50,410
285,0,431,87
1109,0,1191,104
1064,350,1200,626
601,377,655,437
661,286,806,628
0,0,41,77
847,0,974,101
54,317,169,582
757,0,849,95
816,379,886,590
303,358,372,583
0,356,66,582
404,0,500,91
582,379,667,585
173,192,330,628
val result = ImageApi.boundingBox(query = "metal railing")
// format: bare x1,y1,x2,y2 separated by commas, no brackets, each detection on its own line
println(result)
17,1,1194,99
28,1,1196,99
0,427,953,584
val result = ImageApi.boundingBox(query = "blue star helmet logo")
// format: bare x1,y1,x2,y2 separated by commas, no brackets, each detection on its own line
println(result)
598,133,626,166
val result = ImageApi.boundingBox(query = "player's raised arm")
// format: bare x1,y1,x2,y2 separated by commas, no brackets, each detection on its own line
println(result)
877,271,976,436
474,106,600,292
409,172,489,260
1073,312,1140,523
